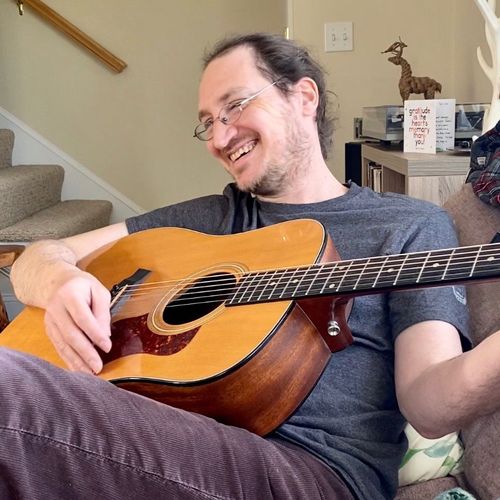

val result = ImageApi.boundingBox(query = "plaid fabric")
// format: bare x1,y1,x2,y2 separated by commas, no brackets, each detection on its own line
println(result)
467,120,500,207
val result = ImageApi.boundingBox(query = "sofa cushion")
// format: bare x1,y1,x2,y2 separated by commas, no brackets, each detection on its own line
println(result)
443,183,500,499
443,183,500,345
461,412,500,499
395,476,460,500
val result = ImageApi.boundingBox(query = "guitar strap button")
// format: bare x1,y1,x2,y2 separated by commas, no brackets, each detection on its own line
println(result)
327,320,341,336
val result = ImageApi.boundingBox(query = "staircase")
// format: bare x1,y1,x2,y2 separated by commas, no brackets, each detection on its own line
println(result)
0,129,112,242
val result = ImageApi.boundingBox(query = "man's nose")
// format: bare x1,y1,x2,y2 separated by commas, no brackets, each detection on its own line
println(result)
211,119,237,150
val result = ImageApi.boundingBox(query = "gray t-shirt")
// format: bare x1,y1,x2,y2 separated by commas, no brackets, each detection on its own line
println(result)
126,182,470,500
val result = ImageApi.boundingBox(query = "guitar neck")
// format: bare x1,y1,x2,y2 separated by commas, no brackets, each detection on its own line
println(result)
228,242,500,305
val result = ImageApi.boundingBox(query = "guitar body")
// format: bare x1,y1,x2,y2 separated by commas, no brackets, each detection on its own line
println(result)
0,219,352,435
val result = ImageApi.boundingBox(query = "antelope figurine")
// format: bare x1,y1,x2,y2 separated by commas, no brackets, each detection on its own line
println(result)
382,38,442,101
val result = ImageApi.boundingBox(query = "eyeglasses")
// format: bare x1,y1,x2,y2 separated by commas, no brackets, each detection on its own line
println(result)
193,80,280,141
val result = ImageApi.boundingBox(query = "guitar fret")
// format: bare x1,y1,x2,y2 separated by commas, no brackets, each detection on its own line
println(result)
351,255,389,290
393,254,409,285
418,250,451,283
335,260,354,292
251,270,274,302
371,255,389,288
475,246,500,277
258,269,280,301
444,248,456,280
469,245,481,277
416,251,431,283
291,267,316,298
305,265,325,295
240,273,260,304
352,258,370,290
279,267,303,299
444,247,473,281
230,272,258,305
321,262,340,294
374,255,406,287
269,268,292,300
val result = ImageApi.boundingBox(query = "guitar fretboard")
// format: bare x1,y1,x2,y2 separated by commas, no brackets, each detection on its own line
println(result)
228,242,500,305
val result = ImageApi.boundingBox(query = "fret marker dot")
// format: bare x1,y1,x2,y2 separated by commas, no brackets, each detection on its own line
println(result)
329,284,336,288
387,268,394,273
487,256,495,261
432,263,441,267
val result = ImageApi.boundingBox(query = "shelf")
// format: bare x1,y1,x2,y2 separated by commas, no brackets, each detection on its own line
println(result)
361,144,470,205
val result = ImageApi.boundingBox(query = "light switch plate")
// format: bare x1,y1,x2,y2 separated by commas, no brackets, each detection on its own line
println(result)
324,22,353,52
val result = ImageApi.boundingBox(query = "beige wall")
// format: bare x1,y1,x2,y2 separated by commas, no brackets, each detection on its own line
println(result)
453,1,491,103
0,0,286,210
0,0,494,210
291,0,492,180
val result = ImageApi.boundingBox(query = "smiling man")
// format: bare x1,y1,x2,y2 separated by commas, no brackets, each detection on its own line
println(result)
3,33,498,500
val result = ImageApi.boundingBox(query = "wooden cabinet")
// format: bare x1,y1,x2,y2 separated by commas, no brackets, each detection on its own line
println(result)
361,144,470,205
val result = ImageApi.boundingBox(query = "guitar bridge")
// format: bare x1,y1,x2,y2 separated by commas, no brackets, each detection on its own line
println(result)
110,268,151,300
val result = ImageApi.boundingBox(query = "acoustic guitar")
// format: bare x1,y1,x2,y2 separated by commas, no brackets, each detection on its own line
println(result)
0,219,499,435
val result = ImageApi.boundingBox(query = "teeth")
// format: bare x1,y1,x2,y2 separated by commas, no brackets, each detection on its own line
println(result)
229,141,256,162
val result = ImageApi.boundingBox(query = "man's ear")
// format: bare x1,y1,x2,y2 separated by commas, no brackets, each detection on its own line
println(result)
294,77,319,117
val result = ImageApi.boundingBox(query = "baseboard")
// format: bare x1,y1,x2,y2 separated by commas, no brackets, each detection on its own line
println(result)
0,106,144,223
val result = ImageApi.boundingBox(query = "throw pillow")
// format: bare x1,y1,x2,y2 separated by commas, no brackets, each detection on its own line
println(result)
399,424,464,486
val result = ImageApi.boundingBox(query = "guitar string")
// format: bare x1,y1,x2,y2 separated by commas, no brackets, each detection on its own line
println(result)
112,255,500,310
116,243,500,295
121,259,499,301
116,249,500,304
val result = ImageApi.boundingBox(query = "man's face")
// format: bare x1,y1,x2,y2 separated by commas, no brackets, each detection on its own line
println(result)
197,46,311,196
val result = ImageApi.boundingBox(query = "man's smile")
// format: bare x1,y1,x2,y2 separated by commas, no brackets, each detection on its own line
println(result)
228,140,257,163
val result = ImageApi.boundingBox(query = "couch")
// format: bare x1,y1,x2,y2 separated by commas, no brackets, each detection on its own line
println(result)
396,183,500,499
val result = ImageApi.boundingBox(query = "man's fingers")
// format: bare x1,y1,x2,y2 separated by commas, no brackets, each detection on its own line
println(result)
65,295,111,353
45,315,101,374
44,274,112,373
90,281,112,351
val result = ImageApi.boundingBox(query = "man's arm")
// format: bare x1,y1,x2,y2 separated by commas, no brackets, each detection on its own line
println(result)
10,222,129,374
395,321,500,438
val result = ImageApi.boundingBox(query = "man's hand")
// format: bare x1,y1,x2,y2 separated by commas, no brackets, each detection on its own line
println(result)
44,270,112,374
10,222,129,374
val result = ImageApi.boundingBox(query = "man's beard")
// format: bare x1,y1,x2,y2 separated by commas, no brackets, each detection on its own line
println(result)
246,120,312,198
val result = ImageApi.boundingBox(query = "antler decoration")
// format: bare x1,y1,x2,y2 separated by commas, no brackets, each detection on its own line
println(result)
381,36,407,58
474,0,500,132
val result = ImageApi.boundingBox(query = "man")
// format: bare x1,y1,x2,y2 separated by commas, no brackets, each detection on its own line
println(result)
2,33,494,499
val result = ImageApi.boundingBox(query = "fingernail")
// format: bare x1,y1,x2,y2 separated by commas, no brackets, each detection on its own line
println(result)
90,357,103,374
100,338,112,353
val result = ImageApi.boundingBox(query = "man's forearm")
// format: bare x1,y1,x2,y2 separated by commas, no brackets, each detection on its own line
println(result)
400,331,500,438
10,240,79,309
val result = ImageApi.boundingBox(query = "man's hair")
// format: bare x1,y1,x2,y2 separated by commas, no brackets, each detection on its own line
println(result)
203,33,335,160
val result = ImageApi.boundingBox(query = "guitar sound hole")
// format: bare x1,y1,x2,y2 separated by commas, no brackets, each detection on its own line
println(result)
163,272,236,325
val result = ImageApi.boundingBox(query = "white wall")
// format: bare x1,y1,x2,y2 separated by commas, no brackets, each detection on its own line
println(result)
0,0,287,210
0,106,142,223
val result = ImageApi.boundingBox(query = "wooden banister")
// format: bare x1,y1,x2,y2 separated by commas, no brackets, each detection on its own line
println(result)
16,0,127,73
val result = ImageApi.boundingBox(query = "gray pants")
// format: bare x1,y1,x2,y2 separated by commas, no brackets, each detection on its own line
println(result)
0,348,353,500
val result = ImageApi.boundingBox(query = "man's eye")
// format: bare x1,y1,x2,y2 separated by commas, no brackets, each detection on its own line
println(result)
203,119,214,129
227,100,243,111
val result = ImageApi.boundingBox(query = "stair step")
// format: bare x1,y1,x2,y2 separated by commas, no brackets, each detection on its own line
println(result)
0,129,14,168
0,165,64,229
0,200,112,242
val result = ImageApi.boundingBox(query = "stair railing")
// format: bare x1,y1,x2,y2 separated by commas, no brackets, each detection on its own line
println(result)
15,0,127,73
